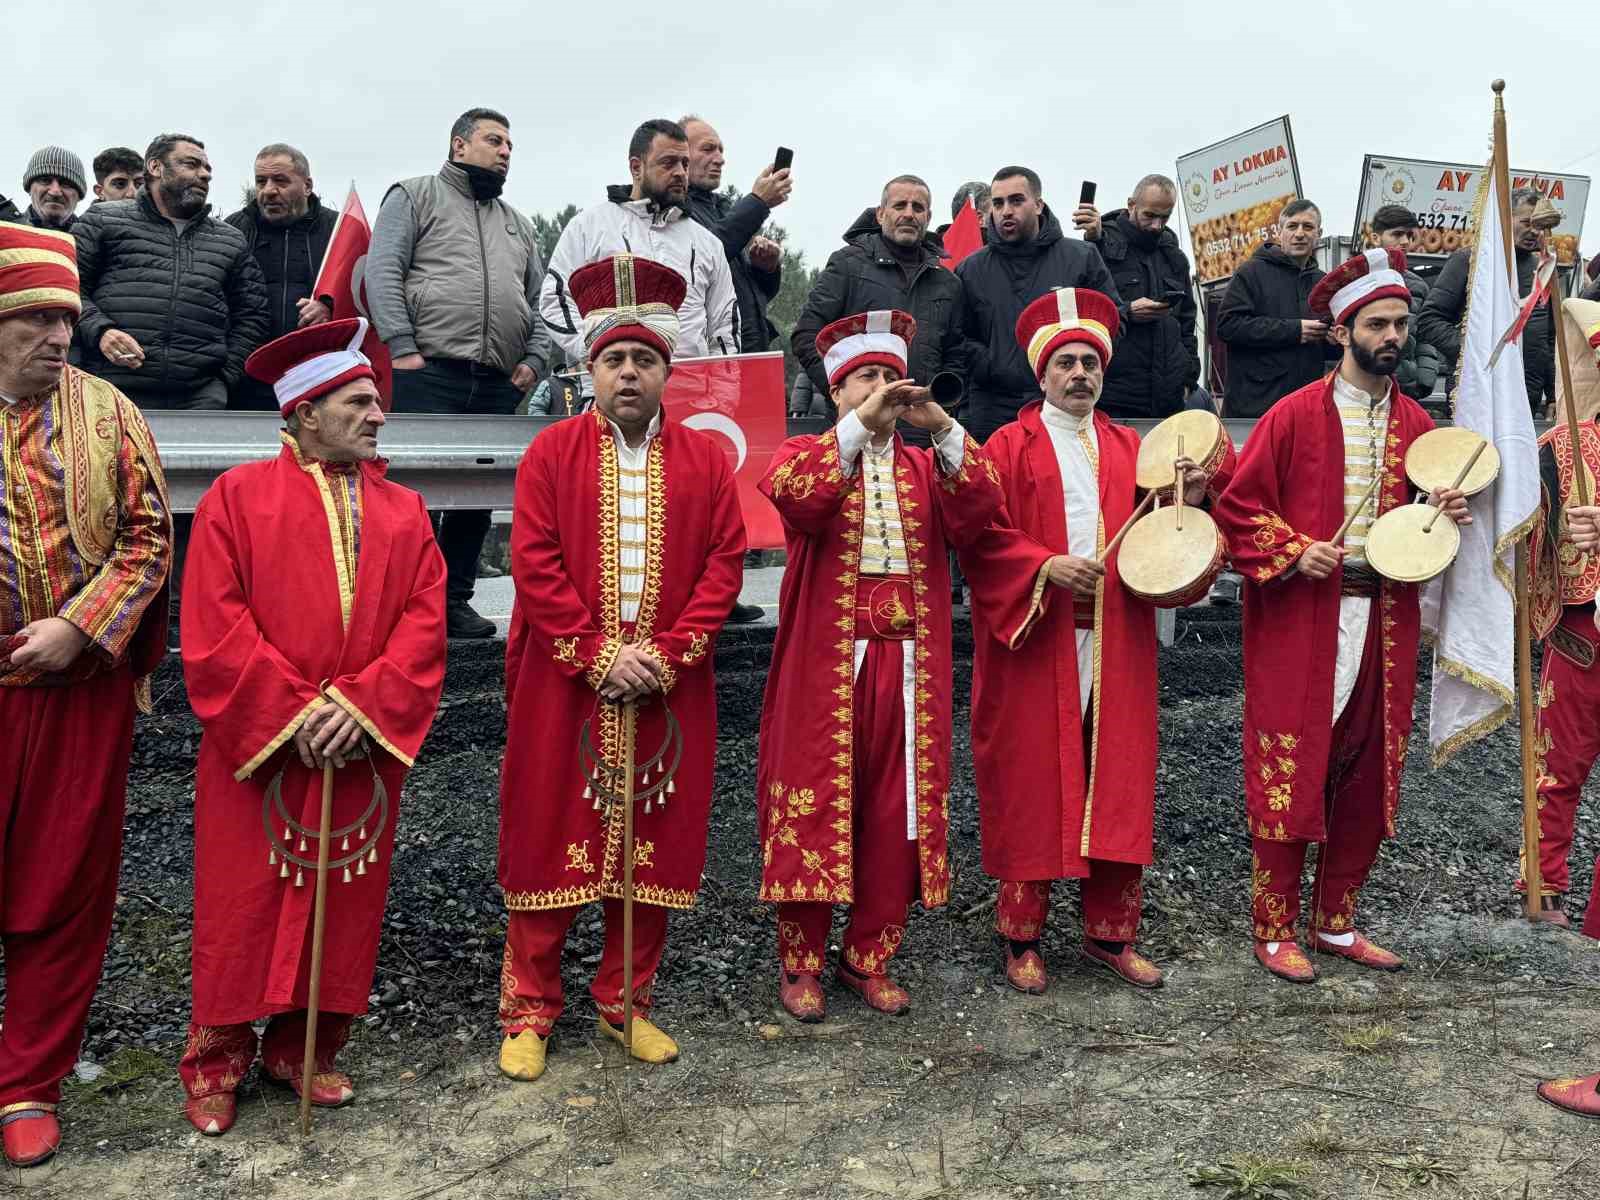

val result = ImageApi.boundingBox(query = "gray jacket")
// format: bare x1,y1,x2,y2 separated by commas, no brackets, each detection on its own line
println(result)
367,163,551,376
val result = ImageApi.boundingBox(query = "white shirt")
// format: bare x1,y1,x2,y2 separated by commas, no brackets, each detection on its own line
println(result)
835,409,967,577
606,411,661,626
1039,402,1099,718
1329,374,1391,725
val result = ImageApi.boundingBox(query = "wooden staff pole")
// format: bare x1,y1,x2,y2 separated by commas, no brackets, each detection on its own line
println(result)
621,701,638,1053
300,762,336,1136
1494,80,1545,917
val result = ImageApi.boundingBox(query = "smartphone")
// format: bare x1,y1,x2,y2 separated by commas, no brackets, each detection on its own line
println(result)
1079,180,1097,206
774,146,794,172
1162,286,1188,307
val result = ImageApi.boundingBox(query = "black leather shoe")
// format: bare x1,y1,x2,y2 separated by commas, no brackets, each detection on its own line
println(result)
727,602,765,625
447,601,496,639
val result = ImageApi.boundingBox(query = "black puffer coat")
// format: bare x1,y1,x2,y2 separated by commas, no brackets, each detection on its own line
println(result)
72,192,270,403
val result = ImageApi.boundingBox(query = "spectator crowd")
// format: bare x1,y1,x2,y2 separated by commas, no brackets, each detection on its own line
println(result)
5,111,1596,635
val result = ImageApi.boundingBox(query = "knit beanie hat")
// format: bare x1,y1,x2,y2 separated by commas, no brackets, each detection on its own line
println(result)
23,146,86,197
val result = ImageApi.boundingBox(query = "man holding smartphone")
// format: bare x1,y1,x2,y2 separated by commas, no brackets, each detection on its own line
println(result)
1082,175,1200,419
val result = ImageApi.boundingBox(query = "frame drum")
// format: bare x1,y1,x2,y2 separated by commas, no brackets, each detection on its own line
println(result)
1117,505,1225,606
1136,410,1226,494
1363,503,1462,583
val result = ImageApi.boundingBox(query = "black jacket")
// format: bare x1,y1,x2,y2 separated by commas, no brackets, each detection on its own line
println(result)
73,192,270,404
225,196,338,341
225,197,339,408
792,209,966,396
1093,213,1198,418
1416,245,1553,380
1394,268,1445,403
1215,244,1334,418
684,185,780,352
954,205,1123,440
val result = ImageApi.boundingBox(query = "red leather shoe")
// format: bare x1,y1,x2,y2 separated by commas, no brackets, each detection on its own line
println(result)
1,1107,60,1167
1081,941,1164,989
266,1065,355,1107
1254,939,1316,983
1003,945,1049,994
1533,895,1571,928
1537,1072,1600,1118
838,964,910,1015
778,971,826,1022
184,1092,237,1136
1311,932,1404,972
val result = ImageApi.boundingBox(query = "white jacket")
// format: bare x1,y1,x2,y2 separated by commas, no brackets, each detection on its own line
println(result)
540,189,738,366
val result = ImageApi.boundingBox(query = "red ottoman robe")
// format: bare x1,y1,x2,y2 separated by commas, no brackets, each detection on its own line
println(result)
182,436,447,1023
499,411,745,913
960,402,1235,880
755,424,1001,909
1211,376,1434,844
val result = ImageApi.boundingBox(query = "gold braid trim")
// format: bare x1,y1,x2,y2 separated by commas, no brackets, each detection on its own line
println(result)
1008,560,1053,650
0,1102,56,1116
325,686,414,767
1427,648,1515,768
234,697,324,781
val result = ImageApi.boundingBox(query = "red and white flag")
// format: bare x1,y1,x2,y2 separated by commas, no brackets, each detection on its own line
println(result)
1487,249,1557,368
661,351,788,548
313,184,393,407
940,197,983,268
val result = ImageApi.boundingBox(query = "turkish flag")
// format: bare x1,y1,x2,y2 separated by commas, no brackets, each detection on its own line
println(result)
661,352,787,548
313,184,394,407
940,197,983,267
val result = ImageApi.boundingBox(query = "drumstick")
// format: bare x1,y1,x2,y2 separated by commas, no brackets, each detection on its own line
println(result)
1422,438,1489,533
1095,488,1157,565
1333,474,1383,547
1174,435,1186,533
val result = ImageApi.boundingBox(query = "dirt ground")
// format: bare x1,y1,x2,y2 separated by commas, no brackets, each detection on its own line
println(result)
12,618,1600,1199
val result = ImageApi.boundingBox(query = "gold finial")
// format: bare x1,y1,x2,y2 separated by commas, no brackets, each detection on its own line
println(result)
1492,79,1505,94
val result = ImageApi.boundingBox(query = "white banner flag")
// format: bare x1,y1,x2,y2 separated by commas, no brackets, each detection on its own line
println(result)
1421,163,1541,763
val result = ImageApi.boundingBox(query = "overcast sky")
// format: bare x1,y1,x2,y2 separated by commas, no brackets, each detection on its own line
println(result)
10,2,1598,272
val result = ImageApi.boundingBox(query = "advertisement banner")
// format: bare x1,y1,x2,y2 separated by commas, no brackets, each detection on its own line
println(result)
1353,155,1590,264
661,352,788,549
1177,116,1303,285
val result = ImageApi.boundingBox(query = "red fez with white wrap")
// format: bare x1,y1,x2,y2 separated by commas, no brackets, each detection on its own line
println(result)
570,254,687,362
815,309,916,387
244,317,377,418
1310,248,1411,324
1014,288,1119,380
0,220,80,319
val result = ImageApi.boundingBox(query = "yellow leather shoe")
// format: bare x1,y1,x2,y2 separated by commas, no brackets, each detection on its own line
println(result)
499,1031,549,1081
597,1015,679,1064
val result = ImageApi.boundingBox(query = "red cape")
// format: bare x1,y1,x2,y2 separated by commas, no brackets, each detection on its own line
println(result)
499,411,745,911
181,441,447,1023
1212,375,1434,842
755,425,1001,907
961,403,1234,878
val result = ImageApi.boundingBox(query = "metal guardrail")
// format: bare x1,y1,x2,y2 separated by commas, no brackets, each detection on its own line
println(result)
144,409,1528,514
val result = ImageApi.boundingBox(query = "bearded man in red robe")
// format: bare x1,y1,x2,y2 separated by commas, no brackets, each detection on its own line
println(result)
1211,249,1468,983
0,222,170,1169
757,310,999,1021
178,317,447,1135
497,255,745,1080
960,288,1231,994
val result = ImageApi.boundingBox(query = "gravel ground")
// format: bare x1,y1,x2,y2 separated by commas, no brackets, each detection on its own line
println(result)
12,608,1600,1198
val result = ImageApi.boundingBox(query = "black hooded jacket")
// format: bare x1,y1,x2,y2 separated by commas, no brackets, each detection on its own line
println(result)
225,194,338,342
954,205,1123,441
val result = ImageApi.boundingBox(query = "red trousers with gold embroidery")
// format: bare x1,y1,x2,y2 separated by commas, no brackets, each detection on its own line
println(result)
178,1011,353,1099
0,669,135,1111
499,900,669,1035
1524,608,1600,898
777,637,918,979
1251,611,1386,939
994,863,1145,943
